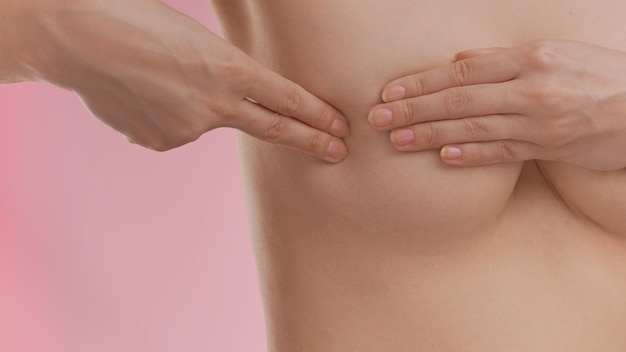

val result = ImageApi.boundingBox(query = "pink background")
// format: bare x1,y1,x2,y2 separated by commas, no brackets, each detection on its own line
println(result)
0,1,266,351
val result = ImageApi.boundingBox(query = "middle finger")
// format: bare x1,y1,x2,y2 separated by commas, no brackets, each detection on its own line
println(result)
368,83,521,131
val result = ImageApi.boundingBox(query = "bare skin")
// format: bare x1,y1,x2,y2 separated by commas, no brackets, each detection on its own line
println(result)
0,0,349,161
373,41,626,171
3,0,626,350
211,1,626,351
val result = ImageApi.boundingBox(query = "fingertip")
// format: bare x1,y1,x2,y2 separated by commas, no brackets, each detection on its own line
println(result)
368,108,393,129
326,139,348,163
440,144,495,166
440,146,463,161
382,85,406,102
390,129,415,147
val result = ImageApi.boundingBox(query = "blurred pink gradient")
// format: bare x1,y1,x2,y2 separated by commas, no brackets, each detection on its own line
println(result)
0,1,266,351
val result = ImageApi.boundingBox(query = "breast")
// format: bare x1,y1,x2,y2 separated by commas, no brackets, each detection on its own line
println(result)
236,1,530,254
223,3,626,351
537,162,626,236
231,0,626,245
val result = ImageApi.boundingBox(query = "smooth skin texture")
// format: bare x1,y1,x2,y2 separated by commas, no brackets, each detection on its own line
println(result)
4,0,626,351
0,0,349,162
214,1,626,351
371,40,626,170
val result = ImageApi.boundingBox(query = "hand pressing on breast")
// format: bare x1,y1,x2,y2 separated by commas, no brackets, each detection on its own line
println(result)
368,40,626,171
2,0,349,162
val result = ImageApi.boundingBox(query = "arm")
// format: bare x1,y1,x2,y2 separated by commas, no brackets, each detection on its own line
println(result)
369,40,626,171
0,0,349,162
0,0,34,83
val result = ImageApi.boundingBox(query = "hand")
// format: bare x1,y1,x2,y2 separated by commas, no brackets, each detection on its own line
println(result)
11,0,349,162
368,40,626,171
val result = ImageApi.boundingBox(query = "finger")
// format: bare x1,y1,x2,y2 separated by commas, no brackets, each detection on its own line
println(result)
454,47,506,61
439,140,541,166
381,48,521,102
370,82,522,130
247,65,350,138
226,99,348,163
388,114,525,151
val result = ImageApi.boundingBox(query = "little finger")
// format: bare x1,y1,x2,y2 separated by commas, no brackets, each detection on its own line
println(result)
390,114,524,151
440,140,542,166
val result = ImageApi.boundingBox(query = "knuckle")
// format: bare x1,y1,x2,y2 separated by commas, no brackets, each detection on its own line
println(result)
444,89,471,116
525,40,560,69
221,52,254,90
312,104,332,130
538,88,561,108
280,85,303,116
452,59,473,86
307,131,324,153
209,97,236,118
545,145,571,162
528,124,550,146
547,115,578,146
265,113,289,142
519,77,554,107
420,122,438,147
536,78,566,108
494,140,516,161
464,117,489,140
399,100,416,125
413,73,431,95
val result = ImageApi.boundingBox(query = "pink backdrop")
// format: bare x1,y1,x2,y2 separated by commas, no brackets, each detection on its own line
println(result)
0,1,266,351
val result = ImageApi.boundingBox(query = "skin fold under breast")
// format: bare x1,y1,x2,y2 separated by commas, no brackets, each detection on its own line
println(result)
225,0,626,240
212,0,626,350
235,0,525,240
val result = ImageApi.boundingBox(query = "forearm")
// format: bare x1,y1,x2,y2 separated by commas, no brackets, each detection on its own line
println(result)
0,0,36,83
0,0,349,159
0,0,178,87
0,0,74,84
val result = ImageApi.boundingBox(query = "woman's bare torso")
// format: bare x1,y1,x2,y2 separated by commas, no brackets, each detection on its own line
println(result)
210,1,626,351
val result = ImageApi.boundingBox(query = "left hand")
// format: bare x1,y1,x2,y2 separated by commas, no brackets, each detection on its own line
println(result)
368,40,626,171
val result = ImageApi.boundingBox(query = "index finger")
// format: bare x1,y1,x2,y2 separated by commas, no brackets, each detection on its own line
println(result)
382,47,522,102
247,65,350,138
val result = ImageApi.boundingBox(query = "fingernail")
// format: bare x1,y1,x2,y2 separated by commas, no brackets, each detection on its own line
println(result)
330,119,350,138
383,85,406,102
369,108,393,127
441,146,462,160
390,129,415,146
327,140,348,161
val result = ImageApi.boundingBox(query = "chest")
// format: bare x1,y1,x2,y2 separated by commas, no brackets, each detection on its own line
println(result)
538,162,626,236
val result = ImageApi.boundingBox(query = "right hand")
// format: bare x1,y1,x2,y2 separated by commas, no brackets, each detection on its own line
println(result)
17,0,350,162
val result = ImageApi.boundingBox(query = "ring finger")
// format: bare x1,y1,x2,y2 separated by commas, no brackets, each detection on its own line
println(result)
389,114,526,151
